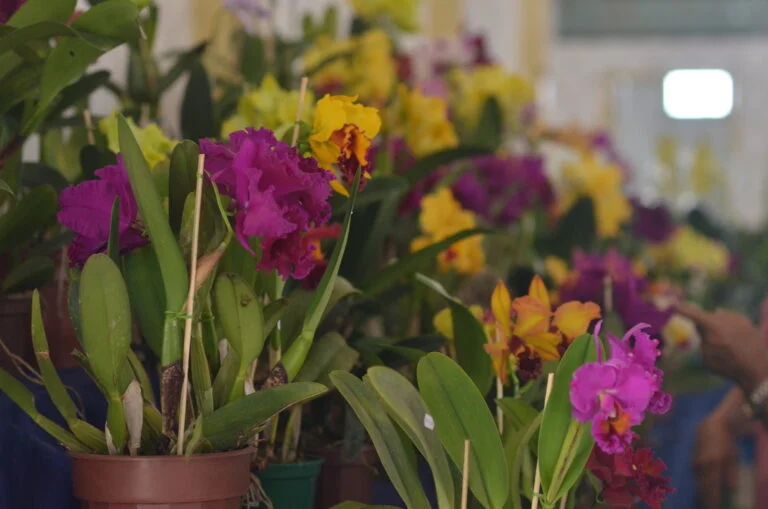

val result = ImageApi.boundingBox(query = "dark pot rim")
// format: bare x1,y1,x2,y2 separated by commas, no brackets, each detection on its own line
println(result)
69,446,254,462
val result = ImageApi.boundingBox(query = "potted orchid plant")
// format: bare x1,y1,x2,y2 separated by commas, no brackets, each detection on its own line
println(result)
0,64,379,507
329,271,674,509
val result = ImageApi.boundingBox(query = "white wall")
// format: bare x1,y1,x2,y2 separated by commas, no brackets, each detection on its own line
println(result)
545,36,768,228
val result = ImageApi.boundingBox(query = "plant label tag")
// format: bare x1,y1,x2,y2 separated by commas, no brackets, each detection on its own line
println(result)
423,413,434,430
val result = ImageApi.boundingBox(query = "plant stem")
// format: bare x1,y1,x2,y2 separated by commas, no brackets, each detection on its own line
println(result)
531,373,555,509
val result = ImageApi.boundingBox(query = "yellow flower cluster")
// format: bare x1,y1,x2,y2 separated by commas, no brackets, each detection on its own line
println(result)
649,226,729,276
391,85,458,158
222,75,315,136
304,29,396,105
558,153,632,238
450,65,534,131
348,0,420,32
100,112,176,169
411,188,485,275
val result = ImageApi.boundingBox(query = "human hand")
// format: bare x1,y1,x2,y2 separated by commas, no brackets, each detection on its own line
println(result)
693,412,739,509
676,303,768,394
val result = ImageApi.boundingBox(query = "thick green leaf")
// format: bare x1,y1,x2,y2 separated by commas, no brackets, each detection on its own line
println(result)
240,35,266,85
363,228,490,297
417,353,509,509
30,290,107,452
107,197,120,264
200,382,327,451
79,144,116,182
473,98,503,150
158,42,207,93
123,246,166,358
24,2,139,133
295,332,359,386
416,274,493,395
505,412,542,509
0,178,12,196
331,371,430,509
7,0,75,27
1,256,54,293
79,254,132,451
0,185,57,255
21,163,70,191
0,368,89,452
168,140,200,234
538,334,596,503
0,21,77,57
366,366,455,509
0,65,40,115
405,146,491,185
47,70,111,121
213,273,265,401
118,114,188,365
332,175,409,215
181,59,216,140
329,504,400,509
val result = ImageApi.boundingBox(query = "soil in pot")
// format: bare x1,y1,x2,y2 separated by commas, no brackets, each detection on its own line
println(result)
70,448,253,509
310,444,377,509
258,457,324,509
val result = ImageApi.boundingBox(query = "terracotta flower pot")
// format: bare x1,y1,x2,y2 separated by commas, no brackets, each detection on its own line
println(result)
70,448,253,508
311,444,377,509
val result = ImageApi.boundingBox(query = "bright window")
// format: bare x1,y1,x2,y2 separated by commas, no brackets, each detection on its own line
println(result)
662,69,734,120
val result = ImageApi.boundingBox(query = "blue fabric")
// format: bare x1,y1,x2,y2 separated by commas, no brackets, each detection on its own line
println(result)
650,385,755,509
0,368,106,509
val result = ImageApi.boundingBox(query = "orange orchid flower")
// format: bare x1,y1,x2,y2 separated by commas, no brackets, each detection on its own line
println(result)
485,275,601,384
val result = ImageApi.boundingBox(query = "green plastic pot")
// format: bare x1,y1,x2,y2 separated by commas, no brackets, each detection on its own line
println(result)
259,457,324,509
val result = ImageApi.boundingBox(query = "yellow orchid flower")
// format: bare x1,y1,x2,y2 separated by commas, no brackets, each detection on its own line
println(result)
221,74,315,136
410,188,486,275
348,0,420,32
309,94,381,196
100,112,176,169
392,85,458,158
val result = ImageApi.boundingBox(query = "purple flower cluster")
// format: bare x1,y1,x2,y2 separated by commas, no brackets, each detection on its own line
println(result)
58,157,148,267
399,149,554,226
0,0,25,23
200,128,333,280
631,199,675,244
571,323,671,454
559,249,671,338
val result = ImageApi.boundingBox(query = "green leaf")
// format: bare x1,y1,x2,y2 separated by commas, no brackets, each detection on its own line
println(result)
240,35,266,85
118,114,188,365
295,332,359,386
405,146,491,185
505,412,542,509
79,144,116,182
168,140,200,234
21,163,70,191
30,290,107,452
79,253,132,451
0,178,13,197
363,228,490,297
107,197,120,264
0,21,78,57
1,256,54,294
366,366,455,509
331,371,430,509
332,175,409,215
24,2,139,133
47,70,111,121
122,246,166,358
0,368,90,452
158,42,207,94
538,334,596,503
329,504,400,509
415,274,493,395
7,0,75,27
473,98,503,150
200,382,328,451
417,353,509,509
213,273,265,401
0,184,57,255
181,59,216,140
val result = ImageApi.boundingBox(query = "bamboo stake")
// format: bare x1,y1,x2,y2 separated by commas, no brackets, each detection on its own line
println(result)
559,494,568,509
603,275,613,313
83,110,95,145
496,376,504,433
291,76,309,147
176,154,205,455
461,439,471,509
531,373,555,509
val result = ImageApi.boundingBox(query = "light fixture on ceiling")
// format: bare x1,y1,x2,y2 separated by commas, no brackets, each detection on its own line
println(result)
663,69,734,120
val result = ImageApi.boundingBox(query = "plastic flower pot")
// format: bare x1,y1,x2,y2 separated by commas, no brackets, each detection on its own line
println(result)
258,457,324,509
310,444,377,508
70,448,253,509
